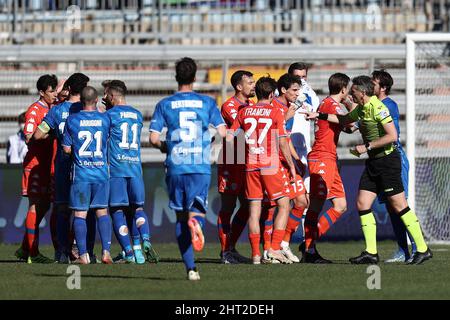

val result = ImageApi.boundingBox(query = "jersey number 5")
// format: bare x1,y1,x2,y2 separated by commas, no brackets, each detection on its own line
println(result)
179,111,197,142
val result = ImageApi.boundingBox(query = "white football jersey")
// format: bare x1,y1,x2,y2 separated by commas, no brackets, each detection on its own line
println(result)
290,79,320,192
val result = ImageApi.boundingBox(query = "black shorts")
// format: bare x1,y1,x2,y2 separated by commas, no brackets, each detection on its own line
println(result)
359,150,404,197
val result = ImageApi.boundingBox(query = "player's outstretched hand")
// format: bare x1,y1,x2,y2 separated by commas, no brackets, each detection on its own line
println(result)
298,111,319,120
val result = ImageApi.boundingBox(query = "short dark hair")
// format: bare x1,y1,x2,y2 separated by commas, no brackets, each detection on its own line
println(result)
65,73,90,95
372,69,394,95
107,80,127,96
18,112,26,124
36,74,58,92
255,76,277,100
277,73,301,93
230,70,253,91
81,86,98,105
352,75,375,96
328,73,350,95
288,62,308,75
175,57,197,85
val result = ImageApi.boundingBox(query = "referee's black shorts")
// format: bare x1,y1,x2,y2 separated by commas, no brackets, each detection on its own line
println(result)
359,150,404,197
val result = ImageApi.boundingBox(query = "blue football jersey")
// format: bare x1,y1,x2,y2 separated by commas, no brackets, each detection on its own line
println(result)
107,105,143,178
149,91,225,176
382,97,403,150
43,101,83,168
62,110,111,183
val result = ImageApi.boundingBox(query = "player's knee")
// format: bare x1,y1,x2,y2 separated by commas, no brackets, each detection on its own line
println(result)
294,196,308,209
334,201,347,214
356,201,370,212
119,225,129,236
136,216,146,228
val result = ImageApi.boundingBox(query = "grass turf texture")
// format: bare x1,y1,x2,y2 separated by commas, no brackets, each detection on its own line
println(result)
0,241,449,300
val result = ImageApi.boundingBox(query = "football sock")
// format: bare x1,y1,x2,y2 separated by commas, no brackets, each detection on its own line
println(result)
126,212,141,247
97,215,112,253
135,210,151,242
56,210,70,254
176,220,195,271
399,208,428,253
229,206,248,249
271,229,285,251
218,210,232,252
25,209,38,256
359,210,377,255
111,210,133,256
318,207,342,238
388,206,409,256
304,210,319,252
249,233,261,257
73,217,87,256
261,207,274,251
283,206,305,242
86,210,96,256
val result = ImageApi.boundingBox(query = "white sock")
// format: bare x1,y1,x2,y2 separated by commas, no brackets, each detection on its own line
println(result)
280,241,289,249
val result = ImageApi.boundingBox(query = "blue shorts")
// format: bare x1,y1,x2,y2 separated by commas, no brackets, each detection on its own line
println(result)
69,181,109,211
54,162,70,204
109,176,145,207
378,148,409,204
165,174,210,213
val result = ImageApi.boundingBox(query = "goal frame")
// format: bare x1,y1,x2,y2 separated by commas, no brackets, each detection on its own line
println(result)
405,33,450,211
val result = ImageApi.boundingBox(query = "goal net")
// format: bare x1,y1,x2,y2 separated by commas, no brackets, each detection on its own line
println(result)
406,33,450,244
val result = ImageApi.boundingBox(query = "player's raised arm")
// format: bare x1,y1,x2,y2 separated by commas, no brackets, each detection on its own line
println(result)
303,110,354,125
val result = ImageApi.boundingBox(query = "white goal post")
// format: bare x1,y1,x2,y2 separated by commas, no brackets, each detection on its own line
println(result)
406,33,450,244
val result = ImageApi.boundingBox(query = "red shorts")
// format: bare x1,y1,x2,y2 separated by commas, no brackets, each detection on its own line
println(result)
289,174,306,200
308,159,345,199
22,165,52,198
218,164,245,195
245,167,290,201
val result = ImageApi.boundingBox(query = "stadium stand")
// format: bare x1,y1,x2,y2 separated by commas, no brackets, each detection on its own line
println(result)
0,1,448,45
0,1,449,162
1,44,449,161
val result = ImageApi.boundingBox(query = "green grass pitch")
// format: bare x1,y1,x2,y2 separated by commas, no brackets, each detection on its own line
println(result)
0,241,449,300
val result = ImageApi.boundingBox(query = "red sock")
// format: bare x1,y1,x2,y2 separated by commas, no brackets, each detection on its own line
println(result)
229,206,248,249
271,229,285,250
249,233,261,257
261,207,274,251
304,210,319,250
50,205,58,251
25,210,38,256
217,210,232,252
283,206,305,242
318,207,342,238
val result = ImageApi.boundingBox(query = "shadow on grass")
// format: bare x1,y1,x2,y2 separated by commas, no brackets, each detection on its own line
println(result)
34,273,180,281
158,258,223,264
0,260,28,264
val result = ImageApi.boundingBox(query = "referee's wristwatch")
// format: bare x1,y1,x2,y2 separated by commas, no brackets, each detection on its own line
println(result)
365,142,372,151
